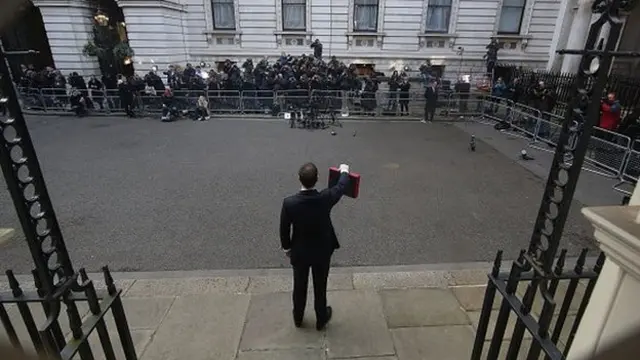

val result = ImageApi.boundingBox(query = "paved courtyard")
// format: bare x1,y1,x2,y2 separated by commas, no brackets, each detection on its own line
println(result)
0,116,594,272
0,267,586,360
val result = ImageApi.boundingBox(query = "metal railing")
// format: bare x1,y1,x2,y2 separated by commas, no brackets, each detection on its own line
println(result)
476,96,638,203
0,268,136,360
16,87,489,119
472,250,605,360
478,96,634,180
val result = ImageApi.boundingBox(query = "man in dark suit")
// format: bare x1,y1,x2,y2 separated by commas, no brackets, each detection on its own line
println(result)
423,79,438,123
280,162,351,330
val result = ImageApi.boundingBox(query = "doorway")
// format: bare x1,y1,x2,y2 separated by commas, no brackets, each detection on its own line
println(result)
1,2,54,81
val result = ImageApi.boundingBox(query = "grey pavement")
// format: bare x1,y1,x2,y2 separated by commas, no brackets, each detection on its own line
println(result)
0,115,595,273
0,267,584,360
453,119,624,207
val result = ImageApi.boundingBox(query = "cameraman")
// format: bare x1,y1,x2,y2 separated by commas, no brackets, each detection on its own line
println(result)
398,77,411,116
88,75,105,111
69,88,87,117
387,71,399,113
310,39,323,60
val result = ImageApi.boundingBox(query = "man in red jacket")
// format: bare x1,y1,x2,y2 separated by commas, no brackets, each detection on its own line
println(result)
600,92,621,131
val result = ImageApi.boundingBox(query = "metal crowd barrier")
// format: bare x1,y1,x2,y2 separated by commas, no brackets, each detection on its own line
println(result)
480,95,514,123
478,96,636,185
614,139,640,196
441,93,483,119
19,87,495,120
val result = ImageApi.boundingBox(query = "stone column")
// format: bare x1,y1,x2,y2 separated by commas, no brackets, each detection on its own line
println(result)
561,0,595,73
547,0,576,71
32,0,100,76
568,189,640,359
116,0,188,75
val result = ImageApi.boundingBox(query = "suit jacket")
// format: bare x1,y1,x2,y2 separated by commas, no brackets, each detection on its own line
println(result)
425,86,438,105
280,172,350,265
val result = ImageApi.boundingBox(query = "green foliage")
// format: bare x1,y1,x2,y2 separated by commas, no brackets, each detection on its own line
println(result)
82,41,100,57
112,42,135,61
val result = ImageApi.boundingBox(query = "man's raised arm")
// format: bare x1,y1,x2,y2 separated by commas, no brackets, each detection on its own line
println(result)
326,164,350,206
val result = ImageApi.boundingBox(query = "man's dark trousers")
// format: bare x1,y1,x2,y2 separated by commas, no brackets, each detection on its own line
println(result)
424,86,438,121
424,102,436,121
293,259,330,324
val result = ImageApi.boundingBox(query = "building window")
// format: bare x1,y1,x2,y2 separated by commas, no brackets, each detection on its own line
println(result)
425,0,452,33
282,0,306,31
497,0,526,34
354,0,379,32
212,0,236,30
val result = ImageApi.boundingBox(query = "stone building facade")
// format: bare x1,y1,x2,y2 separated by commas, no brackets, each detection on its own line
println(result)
26,0,640,79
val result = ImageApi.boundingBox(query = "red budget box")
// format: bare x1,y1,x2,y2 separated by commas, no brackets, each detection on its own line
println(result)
328,167,360,199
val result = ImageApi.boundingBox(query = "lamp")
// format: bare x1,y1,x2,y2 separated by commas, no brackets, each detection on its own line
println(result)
123,57,132,65
151,65,158,72
94,10,110,26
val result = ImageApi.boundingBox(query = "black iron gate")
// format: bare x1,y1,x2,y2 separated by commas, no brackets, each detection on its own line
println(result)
0,44,137,360
471,1,640,359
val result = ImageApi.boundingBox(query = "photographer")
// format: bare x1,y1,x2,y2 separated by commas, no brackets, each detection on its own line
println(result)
118,77,135,117
69,88,87,117
599,92,621,134
362,76,378,116
491,77,507,114
310,39,323,60
398,77,411,116
617,107,640,141
88,75,105,111
507,77,524,105
386,71,399,114
196,91,210,121
454,77,471,114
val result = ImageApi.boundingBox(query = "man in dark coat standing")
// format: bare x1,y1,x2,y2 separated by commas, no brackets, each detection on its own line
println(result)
280,162,351,330
423,79,438,123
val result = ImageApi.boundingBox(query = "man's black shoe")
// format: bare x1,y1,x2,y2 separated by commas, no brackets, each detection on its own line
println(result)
316,306,332,331
293,310,303,328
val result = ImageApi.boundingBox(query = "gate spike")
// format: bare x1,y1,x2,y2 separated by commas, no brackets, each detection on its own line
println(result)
31,269,44,297
6,270,23,297
554,249,568,275
593,252,606,273
79,268,89,283
574,248,589,274
492,250,503,276
65,297,84,340
102,265,116,295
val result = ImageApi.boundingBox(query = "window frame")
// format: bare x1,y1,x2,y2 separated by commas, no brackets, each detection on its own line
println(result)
353,0,380,33
211,0,237,31
281,0,307,31
424,0,453,34
497,0,527,35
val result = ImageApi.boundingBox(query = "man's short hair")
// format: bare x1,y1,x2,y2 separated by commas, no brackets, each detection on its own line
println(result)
298,162,318,189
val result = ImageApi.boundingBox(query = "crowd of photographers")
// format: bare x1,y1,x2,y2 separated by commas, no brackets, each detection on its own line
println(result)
14,38,448,121
485,75,640,142
14,48,396,119
11,47,639,139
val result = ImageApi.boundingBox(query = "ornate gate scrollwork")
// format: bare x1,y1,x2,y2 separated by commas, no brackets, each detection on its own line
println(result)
0,42,137,359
